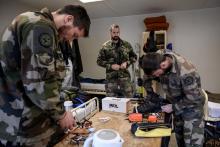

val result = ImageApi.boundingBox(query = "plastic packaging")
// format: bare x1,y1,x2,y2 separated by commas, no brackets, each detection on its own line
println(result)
64,101,73,111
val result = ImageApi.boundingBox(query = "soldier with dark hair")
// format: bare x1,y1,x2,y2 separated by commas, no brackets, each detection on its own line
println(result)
139,52,205,147
97,24,137,97
0,5,90,146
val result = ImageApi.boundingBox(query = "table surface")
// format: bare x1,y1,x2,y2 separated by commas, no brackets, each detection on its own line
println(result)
55,110,162,147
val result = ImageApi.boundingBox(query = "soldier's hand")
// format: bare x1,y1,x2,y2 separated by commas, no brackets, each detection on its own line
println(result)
120,62,127,69
111,64,120,70
161,104,173,113
58,111,76,130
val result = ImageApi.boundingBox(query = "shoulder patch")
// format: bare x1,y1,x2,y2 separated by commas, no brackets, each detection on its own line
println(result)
183,76,194,86
39,33,52,48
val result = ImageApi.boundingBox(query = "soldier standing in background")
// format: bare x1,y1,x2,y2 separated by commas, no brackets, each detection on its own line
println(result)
97,24,137,97
0,5,90,146
139,52,205,147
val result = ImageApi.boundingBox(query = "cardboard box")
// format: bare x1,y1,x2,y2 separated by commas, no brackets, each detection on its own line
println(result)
102,97,130,113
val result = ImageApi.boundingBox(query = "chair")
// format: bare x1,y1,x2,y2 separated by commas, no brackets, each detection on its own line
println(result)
202,89,220,147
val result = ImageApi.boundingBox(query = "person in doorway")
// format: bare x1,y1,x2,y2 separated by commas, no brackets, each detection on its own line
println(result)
97,24,137,97
0,5,90,146
139,52,205,147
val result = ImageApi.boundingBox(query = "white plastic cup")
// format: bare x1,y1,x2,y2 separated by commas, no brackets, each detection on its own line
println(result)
64,101,73,111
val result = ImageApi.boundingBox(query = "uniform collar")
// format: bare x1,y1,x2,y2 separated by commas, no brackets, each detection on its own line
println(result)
38,8,59,41
37,8,56,30
40,8,54,22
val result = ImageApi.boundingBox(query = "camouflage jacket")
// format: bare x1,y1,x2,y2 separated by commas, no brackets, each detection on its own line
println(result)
0,8,65,142
97,39,137,80
144,52,204,118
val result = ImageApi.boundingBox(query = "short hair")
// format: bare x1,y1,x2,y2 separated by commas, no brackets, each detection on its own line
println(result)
57,5,91,37
139,53,165,75
109,24,119,32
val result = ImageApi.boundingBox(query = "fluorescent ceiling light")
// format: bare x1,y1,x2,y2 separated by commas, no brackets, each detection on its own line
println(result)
79,0,103,3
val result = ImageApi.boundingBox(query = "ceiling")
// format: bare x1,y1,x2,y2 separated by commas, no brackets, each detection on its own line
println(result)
16,0,220,19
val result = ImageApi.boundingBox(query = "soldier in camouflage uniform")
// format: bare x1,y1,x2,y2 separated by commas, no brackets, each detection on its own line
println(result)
97,24,137,97
0,5,90,146
139,52,205,147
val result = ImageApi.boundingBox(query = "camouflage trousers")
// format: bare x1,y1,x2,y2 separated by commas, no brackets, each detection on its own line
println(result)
0,127,65,147
106,78,133,98
0,139,20,147
174,115,204,147
19,127,56,147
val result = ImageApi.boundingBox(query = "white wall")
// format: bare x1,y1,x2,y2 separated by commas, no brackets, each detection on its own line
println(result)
0,1,37,34
79,7,220,92
0,2,219,92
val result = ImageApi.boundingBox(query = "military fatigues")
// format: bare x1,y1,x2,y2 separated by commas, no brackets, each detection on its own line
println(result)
0,8,66,146
144,52,205,147
97,39,137,97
